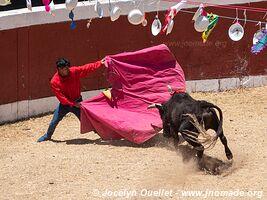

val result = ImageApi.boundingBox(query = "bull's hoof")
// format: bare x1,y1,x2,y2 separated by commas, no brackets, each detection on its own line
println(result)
226,153,233,160
226,149,233,160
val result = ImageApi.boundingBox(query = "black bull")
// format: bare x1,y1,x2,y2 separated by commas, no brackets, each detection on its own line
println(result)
148,92,233,160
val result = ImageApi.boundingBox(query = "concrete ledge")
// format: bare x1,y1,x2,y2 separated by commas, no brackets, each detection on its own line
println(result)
185,75,267,93
0,75,266,124
219,78,240,91
0,89,102,124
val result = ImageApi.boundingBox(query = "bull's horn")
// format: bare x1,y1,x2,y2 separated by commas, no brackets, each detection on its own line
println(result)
148,104,156,109
147,103,162,109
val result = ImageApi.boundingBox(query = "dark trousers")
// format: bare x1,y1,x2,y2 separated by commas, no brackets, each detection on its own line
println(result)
45,97,82,138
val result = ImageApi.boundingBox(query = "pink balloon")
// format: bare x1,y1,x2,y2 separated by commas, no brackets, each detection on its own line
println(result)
42,0,50,12
45,5,50,12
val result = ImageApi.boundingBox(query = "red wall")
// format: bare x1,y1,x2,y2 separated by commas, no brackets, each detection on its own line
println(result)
0,2,267,105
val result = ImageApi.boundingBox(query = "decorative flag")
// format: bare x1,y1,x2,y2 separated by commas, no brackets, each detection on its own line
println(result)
162,0,187,34
26,0,32,11
202,13,219,43
49,0,55,16
251,29,267,54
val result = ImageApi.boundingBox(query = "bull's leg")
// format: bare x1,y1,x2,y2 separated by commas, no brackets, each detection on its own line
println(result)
186,138,204,160
170,126,179,147
219,134,233,160
162,121,180,148
179,120,204,160
163,121,172,138
204,110,233,160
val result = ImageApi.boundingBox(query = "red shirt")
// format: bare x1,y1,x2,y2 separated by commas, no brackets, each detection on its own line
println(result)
50,61,102,107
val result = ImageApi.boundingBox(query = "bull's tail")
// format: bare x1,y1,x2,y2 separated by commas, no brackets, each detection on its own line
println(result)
200,101,223,138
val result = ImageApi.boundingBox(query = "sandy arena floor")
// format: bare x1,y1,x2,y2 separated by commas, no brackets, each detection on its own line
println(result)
0,86,266,200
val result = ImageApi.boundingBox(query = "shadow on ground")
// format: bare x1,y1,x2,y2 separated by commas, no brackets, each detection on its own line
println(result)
50,136,157,148
51,134,233,175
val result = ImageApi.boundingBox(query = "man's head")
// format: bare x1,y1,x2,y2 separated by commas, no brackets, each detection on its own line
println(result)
56,58,70,77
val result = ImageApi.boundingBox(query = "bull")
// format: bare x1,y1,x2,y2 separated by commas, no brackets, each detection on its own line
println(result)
148,92,233,161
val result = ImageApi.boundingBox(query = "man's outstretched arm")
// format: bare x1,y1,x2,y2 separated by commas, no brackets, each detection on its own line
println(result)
75,58,105,78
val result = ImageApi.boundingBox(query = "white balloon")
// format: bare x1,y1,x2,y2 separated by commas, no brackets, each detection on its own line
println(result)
228,22,244,42
151,16,162,36
128,9,144,25
194,15,209,32
110,5,121,22
65,0,78,11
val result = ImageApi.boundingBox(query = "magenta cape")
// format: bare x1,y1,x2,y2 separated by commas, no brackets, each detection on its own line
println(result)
80,44,185,144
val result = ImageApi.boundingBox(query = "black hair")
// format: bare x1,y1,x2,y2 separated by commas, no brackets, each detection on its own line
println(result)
56,58,70,68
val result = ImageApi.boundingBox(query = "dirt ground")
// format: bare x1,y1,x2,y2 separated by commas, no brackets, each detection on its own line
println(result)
0,86,266,200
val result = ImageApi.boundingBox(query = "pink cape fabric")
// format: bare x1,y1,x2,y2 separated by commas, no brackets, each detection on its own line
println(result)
80,44,185,144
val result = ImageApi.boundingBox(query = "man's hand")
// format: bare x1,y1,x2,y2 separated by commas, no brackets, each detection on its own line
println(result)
74,102,81,108
101,58,105,64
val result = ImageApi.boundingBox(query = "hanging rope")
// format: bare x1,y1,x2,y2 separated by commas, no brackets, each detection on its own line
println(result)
145,0,267,24
161,0,267,13
178,9,266,24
